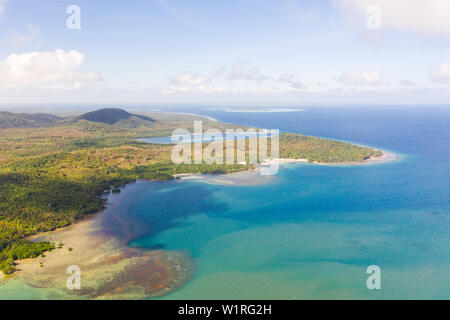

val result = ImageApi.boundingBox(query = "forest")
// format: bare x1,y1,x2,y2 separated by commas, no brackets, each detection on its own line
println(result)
0,110,381,274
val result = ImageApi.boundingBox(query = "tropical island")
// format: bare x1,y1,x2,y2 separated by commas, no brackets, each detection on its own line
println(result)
0,108,384,296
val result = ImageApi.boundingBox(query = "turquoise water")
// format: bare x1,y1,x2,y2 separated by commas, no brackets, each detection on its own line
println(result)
1,106,449,299
128,106,449,299
124,161,448,299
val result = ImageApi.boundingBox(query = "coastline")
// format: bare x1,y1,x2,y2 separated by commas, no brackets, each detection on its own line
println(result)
311,150,396,166
4,206,193,299
172,149,394,186
174,167,276,186
0,148,395,298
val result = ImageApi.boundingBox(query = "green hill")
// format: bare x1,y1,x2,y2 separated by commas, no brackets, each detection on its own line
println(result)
77,108,155,125
0,111,61,129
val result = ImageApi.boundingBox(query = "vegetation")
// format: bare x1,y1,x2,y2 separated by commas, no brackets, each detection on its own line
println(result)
0,108,381,274
0,241,54,273
76,108,154,125
279,133,381,162
0,111,61,129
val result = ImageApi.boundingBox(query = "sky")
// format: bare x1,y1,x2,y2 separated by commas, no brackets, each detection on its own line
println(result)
0,0,450,107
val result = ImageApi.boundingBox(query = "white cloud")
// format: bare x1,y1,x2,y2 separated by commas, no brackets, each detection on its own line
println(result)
161,85,283,95
429,63,450,83
0,49,102,87
167,66,333,95
332,0,450,35
172,73,210,86
48,82,82,91
338,70,382,86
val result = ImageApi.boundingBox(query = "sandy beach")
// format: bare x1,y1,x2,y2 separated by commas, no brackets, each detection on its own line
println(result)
363,150,397,164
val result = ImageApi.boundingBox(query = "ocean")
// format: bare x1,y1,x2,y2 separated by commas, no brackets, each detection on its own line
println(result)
1,106,449,299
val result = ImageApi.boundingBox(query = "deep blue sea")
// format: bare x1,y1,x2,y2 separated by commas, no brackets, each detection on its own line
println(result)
1,106,449,299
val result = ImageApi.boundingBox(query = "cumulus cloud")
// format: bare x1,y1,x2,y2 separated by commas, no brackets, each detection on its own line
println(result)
429,63,450,83
338,71,382,86
48,82,82,91
161,85,283,95
172,73,210,86
332,0,450,35
166,65,320,95
0,49,102,87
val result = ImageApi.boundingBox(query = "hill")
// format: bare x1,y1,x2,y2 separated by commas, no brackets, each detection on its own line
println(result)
0,111,61,129
77,108,155,125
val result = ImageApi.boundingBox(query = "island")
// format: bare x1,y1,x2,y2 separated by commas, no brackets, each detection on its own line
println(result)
0,108,386,298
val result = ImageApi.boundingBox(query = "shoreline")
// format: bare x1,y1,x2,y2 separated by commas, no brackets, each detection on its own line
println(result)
311,150,396,166
172,149,395,186
173,167,276,186
1,148,395,298
4,205,193,299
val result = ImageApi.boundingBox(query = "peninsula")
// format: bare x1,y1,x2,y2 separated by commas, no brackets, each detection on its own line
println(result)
0,108,385,297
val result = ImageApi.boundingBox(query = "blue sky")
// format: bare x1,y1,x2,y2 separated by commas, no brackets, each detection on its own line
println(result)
0,0,450,106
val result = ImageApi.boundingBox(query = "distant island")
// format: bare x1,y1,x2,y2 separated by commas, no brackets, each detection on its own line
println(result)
0,108,383,278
